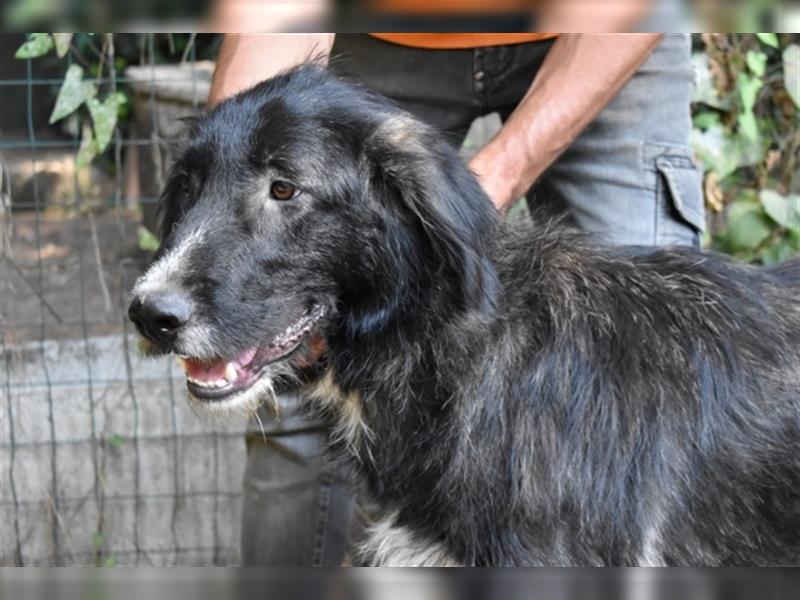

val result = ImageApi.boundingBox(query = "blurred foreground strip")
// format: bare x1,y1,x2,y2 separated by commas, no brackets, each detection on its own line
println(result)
4,0,799,31
1,568,799,600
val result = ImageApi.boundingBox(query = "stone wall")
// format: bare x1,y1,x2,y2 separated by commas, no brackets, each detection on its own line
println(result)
1,334,248,566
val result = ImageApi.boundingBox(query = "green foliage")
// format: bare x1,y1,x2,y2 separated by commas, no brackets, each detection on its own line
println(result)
87,92,127,151
91,531,118,567
760,189,799,227
107,433,126,448
52,33,73,58
745,50,767,77
692,34,800,264
102,555,118,567
49,64,96,124
783,44,800,107
15,33,128,170
14,33,52,59
756,33,779,49
76,125,99,169
137,226,160,252
16,33,210,172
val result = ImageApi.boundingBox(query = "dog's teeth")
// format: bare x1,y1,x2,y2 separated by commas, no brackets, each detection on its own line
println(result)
187,376,229,388
176,356,187,370
225,363,237,382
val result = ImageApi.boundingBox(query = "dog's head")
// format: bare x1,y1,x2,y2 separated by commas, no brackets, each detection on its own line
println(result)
129,65,497,412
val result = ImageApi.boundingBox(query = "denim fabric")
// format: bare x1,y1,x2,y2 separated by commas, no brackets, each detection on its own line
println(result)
240,34,704,566
240,392,355,566
528,35,704,246
331,33,704,246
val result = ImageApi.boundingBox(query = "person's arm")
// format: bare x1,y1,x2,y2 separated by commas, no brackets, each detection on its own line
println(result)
468,34,663,212
208,34,335,106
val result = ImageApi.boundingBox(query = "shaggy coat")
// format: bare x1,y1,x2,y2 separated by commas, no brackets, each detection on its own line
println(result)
130,65,800,566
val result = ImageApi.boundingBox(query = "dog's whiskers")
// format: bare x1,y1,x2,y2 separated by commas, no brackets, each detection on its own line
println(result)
252,407,268,446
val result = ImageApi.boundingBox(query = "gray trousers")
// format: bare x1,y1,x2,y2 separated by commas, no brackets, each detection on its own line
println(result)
240,33,705,565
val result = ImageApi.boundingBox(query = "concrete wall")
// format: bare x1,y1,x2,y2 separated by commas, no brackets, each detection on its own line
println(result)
1,334,248,566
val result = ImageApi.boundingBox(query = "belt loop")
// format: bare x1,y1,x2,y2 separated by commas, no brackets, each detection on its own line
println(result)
473,47,486,96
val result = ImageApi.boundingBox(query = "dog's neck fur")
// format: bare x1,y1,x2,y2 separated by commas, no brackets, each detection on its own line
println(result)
315,207,799,566
318,219,537,563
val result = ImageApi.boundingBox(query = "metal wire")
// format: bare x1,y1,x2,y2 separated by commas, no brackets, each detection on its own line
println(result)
1,33,244,566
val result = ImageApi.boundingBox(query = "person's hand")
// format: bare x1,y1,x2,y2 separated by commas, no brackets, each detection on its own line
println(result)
468,141,533,214
208,34,334,107
466,34,663,215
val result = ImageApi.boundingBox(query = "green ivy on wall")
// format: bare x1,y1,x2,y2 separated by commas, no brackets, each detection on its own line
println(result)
692,33,799,264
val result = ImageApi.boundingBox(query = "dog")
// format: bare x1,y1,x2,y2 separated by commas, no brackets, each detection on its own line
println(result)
129,64,800,566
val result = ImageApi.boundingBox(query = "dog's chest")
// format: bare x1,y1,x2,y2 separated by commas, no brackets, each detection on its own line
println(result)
306,370,373,456
358,512,462,566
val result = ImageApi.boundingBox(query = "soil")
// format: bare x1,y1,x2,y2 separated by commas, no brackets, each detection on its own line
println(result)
2,208,152,343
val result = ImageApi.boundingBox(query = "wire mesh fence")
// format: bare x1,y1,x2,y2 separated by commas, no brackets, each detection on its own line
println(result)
1,33,249,566
0,33,508,567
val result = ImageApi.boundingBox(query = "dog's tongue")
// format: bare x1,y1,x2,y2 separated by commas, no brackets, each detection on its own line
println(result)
183,358,227,382
182,347,257,383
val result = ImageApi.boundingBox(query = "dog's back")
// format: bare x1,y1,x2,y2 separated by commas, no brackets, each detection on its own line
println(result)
766,256,800,287
455,228,800,565
352,221,800,565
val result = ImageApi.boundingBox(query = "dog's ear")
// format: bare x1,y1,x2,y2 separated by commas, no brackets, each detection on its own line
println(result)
366,115,499,316
156,118,203,241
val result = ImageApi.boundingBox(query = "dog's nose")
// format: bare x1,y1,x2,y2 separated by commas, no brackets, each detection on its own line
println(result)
128,292,193,345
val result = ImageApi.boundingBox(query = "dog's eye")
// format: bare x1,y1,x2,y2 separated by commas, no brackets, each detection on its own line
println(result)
270,180,298,201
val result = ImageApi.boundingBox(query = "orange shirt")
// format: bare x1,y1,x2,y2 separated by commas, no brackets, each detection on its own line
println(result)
371,34,557,49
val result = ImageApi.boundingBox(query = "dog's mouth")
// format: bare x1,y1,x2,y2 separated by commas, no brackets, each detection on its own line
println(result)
178,304,326,401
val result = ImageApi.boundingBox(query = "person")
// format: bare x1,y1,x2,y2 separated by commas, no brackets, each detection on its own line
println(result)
207,32,705,565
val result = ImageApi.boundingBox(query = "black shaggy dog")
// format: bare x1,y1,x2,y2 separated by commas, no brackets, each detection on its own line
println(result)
129,65,800,566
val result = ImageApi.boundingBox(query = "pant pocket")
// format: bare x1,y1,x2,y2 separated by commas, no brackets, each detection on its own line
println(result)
645,144,706,247
655,155,706,232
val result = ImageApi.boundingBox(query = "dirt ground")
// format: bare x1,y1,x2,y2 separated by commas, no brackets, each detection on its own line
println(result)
1,208,152,344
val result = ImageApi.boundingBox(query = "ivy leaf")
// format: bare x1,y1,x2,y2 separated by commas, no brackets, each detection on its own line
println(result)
49,64,96,124
693,111,720,130
736,72,762,142
14,33,53,59
691,124,757,180
745,50,767,76
92,532,105,548
756,33,779,49
76,126,99,169
782,44,800,108
52,33,73,58
737,111,759,142
724,199,772,250
137,226,160,252
738,72,762,111
87,93,126,153
107,434,126,448
761,237,798,265
691,52,731,109
760,190,800,232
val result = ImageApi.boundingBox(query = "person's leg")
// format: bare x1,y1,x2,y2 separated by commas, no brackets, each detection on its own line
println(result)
240,394,355,566
498,34,704,247
330,34,480,144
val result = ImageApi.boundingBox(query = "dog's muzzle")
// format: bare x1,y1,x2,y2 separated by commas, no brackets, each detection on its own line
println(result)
128,292,193,347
